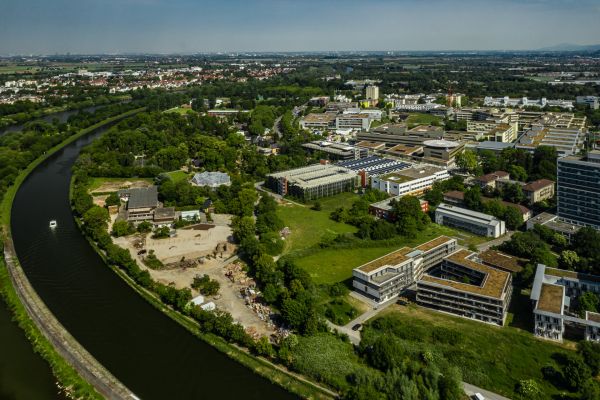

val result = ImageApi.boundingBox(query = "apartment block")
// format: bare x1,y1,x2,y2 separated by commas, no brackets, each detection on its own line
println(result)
557,151,600,229
530,264,600,342
352,236,457,303
417,249,513,326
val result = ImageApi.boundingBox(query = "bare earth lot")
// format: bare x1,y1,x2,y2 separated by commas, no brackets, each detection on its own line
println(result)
113,214,276,338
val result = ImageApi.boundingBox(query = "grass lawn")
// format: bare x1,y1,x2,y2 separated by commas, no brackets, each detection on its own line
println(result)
277,193,358,254
164,106,195,115
376,304,574,398
294,224,465,285
406,113,443,127
165,170,190,183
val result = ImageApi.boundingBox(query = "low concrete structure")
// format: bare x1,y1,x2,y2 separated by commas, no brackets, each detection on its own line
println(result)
191,171,231,188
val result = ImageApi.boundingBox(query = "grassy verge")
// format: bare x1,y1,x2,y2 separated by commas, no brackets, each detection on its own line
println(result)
0,108,145,399
377,303,574,398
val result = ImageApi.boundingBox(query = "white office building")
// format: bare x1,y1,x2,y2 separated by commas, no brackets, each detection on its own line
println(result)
435,203,506,238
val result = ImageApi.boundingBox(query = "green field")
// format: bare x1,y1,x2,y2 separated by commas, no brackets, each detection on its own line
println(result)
406,113,442,127
165,170,190,182
294,225,465,284
277,193,492,284
164,106,195,115
277,193,358,254
375,304,575,399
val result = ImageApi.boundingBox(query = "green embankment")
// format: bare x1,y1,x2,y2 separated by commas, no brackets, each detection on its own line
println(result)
0,108,144,400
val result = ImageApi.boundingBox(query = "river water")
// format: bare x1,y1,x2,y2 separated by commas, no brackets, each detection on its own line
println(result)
9,124,296,399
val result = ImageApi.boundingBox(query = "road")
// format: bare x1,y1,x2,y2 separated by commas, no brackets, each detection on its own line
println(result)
476,231,515,252
327,297,512,400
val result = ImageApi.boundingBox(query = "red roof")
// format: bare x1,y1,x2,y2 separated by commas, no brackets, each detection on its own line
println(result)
522,179,554,192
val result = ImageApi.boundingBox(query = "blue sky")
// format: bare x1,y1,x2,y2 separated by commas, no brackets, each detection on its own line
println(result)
2,0,600,54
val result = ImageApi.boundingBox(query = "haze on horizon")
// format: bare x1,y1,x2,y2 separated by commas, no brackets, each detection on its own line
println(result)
2,0,600,55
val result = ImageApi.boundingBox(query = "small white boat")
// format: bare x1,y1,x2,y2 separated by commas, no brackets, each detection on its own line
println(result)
49,220,57,228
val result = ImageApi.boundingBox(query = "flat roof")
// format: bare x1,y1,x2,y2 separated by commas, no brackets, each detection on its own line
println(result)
357,247,412,273
536,283,564,314
436,203,501,225
421,249,511,299
478,249,523,273
587,312,600,323
415,235,454,252
379,165,446,183
545,267,600,284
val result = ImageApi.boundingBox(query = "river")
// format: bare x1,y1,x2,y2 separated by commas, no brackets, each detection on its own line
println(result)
9,124,296,399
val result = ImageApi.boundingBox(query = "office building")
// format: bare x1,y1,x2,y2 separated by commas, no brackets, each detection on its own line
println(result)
417,249,513,326
352,236,457,303
356,123,444,146
516,126,585,156
301,141,366,161
530,264,600,342
336,156,411,186
265,164,358,201
299,113,337,130
371,165,450,197
557,151,600,229
435,203,506,238
422,139,464,164
576,96,599,110
335,113,372,131
365,85,379,100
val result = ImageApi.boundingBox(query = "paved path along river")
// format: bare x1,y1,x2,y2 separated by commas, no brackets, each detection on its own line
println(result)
10,124,296,399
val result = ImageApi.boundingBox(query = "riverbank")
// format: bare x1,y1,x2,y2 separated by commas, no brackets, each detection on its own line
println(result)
72,185,337,399
0,108,144,400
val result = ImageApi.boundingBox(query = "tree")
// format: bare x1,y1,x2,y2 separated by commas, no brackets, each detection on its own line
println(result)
578,292,600,318
509,165,528,182
111,220,133,237
561,353,591,391
137,220,153,233
191,274,220,296
456,150,478,173
516,379,542,400
577,341,600,376
104,192,120,207
464,186,483,211
559,250,579,270
503,183,525,204
503,206,524,230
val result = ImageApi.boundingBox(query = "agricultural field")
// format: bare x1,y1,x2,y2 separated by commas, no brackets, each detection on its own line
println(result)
372,304,576,399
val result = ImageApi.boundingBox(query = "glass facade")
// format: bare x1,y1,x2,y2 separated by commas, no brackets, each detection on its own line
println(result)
557,157,600,228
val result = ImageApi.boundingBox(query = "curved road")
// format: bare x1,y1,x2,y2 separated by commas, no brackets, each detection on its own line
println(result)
10,124,296,399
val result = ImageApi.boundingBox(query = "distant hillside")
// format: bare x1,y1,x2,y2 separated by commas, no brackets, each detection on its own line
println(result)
538,43,600,52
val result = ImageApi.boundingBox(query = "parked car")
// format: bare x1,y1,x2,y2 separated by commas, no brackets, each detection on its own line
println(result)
351,323,362,331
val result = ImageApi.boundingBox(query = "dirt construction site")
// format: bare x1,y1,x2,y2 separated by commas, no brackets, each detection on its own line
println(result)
113,214,278,338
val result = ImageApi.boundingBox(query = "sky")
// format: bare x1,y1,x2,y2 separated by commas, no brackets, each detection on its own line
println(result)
2,0,600,54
